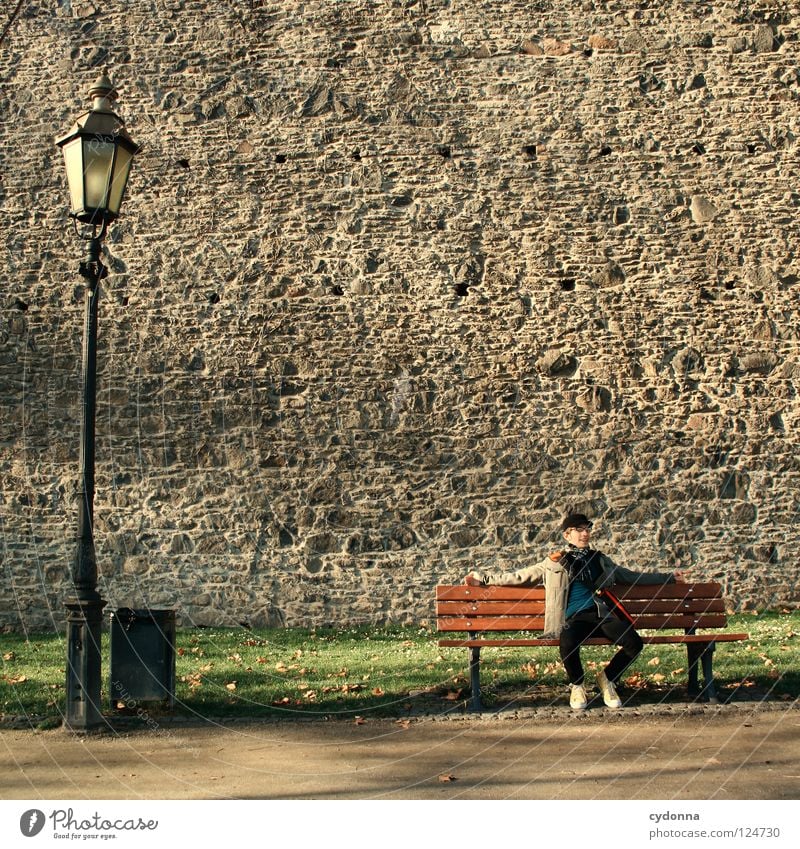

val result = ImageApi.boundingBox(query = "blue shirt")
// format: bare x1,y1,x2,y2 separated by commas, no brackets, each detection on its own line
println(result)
564,546,602,619
565,580,596,619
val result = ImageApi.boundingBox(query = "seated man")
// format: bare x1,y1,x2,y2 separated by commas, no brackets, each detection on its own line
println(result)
464,513,684,709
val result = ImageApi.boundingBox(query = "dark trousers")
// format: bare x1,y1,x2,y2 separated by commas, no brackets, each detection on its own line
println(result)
559,607,644,685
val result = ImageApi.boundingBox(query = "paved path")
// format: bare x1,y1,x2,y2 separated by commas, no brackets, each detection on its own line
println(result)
2,703,799,800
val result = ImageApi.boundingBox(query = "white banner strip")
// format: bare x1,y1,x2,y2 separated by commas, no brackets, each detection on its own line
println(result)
1,800,796,848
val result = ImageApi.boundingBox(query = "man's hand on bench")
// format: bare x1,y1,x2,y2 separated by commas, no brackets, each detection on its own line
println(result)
673,570,687,582
464,573,482,586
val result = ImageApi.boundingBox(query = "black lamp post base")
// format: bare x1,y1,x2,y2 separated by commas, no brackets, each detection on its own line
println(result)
64,597,107,732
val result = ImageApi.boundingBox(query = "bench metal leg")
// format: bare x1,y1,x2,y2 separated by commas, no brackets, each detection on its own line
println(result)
687,642,701,696
469,646,482,712
700,642,719,703
686,641,718,703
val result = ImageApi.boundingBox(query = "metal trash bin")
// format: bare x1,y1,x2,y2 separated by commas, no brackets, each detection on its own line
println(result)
109,608,176,710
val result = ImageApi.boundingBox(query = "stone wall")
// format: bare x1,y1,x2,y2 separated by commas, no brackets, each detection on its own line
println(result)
1,0,799,631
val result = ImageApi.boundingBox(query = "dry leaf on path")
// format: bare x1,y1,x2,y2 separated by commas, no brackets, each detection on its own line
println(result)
438,774,457,782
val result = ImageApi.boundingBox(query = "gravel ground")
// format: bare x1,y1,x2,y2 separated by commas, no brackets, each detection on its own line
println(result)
1,698,798,801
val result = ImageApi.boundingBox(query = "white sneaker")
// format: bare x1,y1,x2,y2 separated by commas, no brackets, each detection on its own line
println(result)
597,670,622,708
569,683,588,710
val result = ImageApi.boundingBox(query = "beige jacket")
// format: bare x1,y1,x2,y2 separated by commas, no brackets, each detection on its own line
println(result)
473,550,676,637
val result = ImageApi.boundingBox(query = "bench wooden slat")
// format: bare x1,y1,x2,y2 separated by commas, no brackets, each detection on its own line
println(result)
438,616,547,631
631,614,729,629
438,633,750,648
437,601,546,616
614,599,725,615
438,613,728,631
436,582,725,602
615,582,723,600
436,585,546,600
436,598,725,616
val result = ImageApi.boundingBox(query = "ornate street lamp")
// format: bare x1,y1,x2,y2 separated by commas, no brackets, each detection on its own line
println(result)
56,74,139,732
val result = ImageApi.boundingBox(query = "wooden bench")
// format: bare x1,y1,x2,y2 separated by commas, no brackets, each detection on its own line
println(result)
436,581,748,710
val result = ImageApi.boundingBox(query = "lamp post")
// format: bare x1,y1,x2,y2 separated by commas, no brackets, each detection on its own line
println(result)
56,74,139,732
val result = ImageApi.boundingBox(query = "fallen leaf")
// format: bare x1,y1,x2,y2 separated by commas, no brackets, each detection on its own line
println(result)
438,774,457,782
354,716,366,725
372,687,385,696
396,720,411,729
225,682,237,691
442,689,464,701
651,674,665,682
647,657,660,666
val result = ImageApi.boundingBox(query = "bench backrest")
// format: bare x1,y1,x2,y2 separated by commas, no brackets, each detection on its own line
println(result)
435,582,729,634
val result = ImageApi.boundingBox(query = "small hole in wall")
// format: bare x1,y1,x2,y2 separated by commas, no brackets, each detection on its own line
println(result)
208,292,221,304
599,145,612,156
436,145,452,159
275,154,287,164
523,144,537,157
176,158,190,169
331,284,344,296
352,149,362,161
454,282,469,297
560,278,576,292
693,142,706,155
121,296,129,307
724,280,735,291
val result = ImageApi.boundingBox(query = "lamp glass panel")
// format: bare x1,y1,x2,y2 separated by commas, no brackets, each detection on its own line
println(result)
83,138,116,211
106,145,134,215
61,138,85,215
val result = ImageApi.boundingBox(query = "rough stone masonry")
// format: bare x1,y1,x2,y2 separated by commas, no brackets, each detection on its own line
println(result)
0,0,798,631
